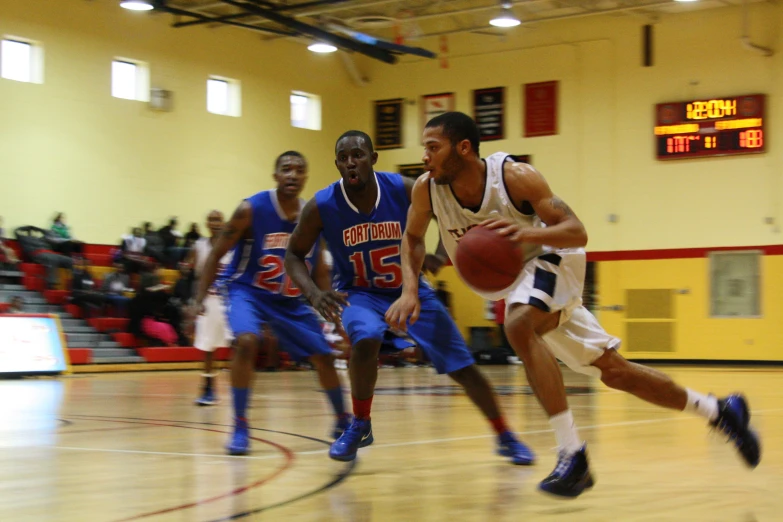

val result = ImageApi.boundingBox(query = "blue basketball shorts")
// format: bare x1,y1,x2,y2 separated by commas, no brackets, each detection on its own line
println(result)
227,284,332,360
341,290,474,374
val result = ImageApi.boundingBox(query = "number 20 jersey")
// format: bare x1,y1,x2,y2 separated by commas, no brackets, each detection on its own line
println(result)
315,171,431,298
225,189,319,300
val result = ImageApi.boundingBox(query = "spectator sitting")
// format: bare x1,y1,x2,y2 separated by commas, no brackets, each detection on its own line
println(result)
143,222,168,266
101,261,132,316
50,213,84,257
8,295,25,314
15,225,73,289
171,261,194,307
138,263,187,345
0,217,20,268
70,257,104,318
184,222,201,249
158,218,188,267
120,227,149,274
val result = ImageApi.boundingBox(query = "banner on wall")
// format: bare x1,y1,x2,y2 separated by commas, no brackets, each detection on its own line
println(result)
398,163,428,179
0,315,69,375
473,87,505,141
421,92,455,133
374,98,404,150
524,81,558,137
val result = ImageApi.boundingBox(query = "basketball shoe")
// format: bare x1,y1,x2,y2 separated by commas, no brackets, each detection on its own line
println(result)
331,414,353,439
497,431,535,465
712,394,761,468
226,418,250,456
329,418,374,461
539,444,594,498
194,388,218,406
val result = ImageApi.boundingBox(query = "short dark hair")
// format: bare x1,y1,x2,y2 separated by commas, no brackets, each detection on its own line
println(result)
275,150,306,171
335,130,374,155
425,111,480,155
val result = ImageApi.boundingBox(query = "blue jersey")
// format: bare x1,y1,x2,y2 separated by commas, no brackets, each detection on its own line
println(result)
315,172,431,298
226,189,319,300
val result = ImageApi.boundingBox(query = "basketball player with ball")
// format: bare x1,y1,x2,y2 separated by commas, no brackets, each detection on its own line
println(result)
386,111,761,498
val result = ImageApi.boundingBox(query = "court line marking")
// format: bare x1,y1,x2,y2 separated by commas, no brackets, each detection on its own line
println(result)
52,445,286,461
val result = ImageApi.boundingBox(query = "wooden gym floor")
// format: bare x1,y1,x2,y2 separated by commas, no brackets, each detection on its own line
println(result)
0,365,780,521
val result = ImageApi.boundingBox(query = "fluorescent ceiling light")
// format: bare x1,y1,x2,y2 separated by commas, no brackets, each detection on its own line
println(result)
120,1,154,11
490,8,521,28
308,42,337,53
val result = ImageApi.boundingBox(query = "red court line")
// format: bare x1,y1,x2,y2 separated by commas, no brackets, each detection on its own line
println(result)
63,418,296,522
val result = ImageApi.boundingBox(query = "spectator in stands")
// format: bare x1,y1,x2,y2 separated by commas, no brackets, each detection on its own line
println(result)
184,223,201,249
102,261,131,316
0,217,20,268
15,225,73,289
171,261,194,308
70,257,104,318
120,227,149,274
8,295,24,313
158,218,188,267
143,222,168,266
138,263,187,346
50,213,84,257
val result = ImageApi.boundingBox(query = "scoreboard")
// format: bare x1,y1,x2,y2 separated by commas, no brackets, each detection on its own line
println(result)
655,94,765,160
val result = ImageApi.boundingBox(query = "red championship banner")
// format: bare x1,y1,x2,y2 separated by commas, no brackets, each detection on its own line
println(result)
524,81,558,137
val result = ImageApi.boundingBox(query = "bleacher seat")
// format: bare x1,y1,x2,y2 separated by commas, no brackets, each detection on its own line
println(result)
68,348,92,364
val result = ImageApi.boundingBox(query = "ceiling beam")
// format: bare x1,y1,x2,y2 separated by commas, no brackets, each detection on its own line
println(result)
219,0,399,63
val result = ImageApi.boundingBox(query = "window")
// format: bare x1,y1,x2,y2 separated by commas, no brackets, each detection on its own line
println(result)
290,91,321,130
709,251,761,317
207,76,241,117
112,59,149,101
1,37,44,83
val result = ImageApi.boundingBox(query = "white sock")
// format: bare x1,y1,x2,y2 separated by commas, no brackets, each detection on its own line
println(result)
549,410,582,454
684,389,719,422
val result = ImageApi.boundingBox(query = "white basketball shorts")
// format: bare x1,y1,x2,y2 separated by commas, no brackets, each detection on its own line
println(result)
194,294,233,352
505,248,621,378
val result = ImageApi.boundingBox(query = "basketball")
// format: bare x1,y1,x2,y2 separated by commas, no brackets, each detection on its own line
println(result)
455,226,523,293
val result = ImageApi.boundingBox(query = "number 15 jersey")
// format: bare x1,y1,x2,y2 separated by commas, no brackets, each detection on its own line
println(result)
315,172,431,298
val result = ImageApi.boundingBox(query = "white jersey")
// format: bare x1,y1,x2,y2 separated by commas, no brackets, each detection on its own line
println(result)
430,151,544,270
194,237,234,293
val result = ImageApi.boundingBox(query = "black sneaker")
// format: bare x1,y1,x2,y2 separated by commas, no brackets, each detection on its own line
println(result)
539,444,594,498
711,394,761,468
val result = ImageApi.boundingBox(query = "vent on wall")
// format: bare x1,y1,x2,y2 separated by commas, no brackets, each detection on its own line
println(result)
624,289,675,352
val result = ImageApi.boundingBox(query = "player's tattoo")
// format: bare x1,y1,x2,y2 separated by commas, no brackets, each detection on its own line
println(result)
550,196,575,217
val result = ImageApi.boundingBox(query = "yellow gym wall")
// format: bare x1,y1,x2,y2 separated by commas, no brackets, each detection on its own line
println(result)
0,0,359,243
354,2,783,358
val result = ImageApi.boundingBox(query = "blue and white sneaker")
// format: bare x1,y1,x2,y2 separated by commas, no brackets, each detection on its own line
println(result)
194,389,218,406
711,394,761,468
329,418,374,461
497,431,535,465
226,418,250,456
539,444,594,498
332,414,353,439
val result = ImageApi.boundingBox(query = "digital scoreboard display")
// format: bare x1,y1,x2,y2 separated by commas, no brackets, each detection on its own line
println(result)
655,94,765,160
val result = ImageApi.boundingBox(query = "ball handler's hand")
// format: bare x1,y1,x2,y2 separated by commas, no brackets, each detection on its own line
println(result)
184,302,205,341
480,217,525,243
385,293,421,332
309,289,349,325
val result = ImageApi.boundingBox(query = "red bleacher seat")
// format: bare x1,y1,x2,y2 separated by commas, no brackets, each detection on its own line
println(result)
65,304,82,318
23,276,45,291
68,348,92,364
44,290,69,305
20,263,46,277
85,254,114,267
137,346,231,363
112,332,139,348
0,303,10,313
89,317,129,332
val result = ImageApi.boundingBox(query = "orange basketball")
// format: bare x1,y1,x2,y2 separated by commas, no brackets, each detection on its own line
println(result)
455,226,523,293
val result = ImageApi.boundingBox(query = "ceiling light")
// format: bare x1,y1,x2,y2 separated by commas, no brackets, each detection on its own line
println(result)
490,2,521,28
490,8,521,28
673,0,699,2
120,1,154,11
308,42,337,53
